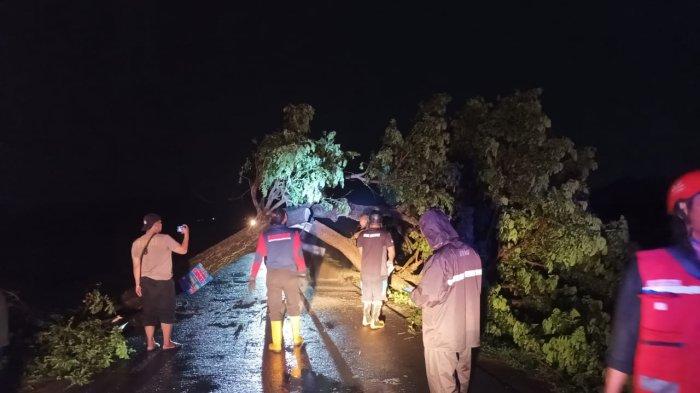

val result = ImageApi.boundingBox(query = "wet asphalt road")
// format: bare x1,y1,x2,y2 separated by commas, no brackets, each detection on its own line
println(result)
53,253,518,393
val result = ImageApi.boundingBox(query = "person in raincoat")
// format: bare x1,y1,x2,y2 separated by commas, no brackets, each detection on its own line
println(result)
410,208,482,393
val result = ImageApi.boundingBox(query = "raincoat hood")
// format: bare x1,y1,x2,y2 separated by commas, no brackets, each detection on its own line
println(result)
419,209,459,250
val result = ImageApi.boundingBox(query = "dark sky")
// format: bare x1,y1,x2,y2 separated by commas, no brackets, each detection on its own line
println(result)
1,1,699,207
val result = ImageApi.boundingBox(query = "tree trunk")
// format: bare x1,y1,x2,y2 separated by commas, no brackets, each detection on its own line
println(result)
191,211,422,292
189,224,263,274
307,220,360,270
390,272,419,292
307,220,420,291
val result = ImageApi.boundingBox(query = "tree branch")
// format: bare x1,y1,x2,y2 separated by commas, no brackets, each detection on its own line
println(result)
270,196,288,211
346,172,381,185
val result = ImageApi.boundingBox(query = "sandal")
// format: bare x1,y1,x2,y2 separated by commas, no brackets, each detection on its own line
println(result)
147,342,161,351
162,341,181,350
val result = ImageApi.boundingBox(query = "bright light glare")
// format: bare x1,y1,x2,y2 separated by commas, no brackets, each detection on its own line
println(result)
249,218,257,227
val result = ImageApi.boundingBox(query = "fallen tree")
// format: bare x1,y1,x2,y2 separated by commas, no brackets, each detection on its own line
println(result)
191,103,357,273
450,89,628,391
348,94,459,289
191,97,456,291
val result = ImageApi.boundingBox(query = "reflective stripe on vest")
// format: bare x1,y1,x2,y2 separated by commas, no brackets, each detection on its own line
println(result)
264,228,297,270
447,268,482,286
633,248,700,393
641,285,700,294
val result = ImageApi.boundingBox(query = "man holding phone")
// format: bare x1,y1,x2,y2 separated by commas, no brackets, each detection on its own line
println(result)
131,213,189,351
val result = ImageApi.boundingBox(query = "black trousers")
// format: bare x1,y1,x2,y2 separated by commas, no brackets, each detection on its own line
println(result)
141,277,175,325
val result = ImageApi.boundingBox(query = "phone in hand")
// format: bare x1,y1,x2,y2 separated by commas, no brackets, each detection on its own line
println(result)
177,225,187,233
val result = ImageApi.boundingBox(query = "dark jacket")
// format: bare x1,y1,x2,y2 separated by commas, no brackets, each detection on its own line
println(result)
411,209,483,351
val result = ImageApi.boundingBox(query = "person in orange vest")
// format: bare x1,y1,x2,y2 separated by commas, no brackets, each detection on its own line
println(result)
605,170,700,393
248,208,307,352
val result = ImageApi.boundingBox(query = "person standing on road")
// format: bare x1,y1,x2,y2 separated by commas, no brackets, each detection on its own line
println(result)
131,213,189,351
605,170,700,393
356,211,395,329
248,208,308,352
410,208,482,393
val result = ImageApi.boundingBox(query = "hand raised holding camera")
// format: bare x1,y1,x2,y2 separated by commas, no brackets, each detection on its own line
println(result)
177,224,190,236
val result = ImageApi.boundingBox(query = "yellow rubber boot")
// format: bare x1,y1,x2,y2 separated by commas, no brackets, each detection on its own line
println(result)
290,316,304,346
269,320,283,352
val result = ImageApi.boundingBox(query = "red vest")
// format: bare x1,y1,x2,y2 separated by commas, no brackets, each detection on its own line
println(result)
634,248,700,393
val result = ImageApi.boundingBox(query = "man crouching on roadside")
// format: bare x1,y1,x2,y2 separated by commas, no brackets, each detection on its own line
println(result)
131,213,189,351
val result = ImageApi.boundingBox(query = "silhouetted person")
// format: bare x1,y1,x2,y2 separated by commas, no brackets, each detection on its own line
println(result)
411,209,482,393
605,170,700,393
131,213,189,351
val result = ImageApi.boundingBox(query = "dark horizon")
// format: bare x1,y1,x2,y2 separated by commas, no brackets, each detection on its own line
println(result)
1,1,699,210
0,2,695,300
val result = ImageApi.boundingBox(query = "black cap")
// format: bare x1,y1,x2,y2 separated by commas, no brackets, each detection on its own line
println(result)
141,213,161,232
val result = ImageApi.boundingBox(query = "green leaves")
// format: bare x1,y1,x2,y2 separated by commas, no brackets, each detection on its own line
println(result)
243,104,353,212
453,90,628,392
83,289,116,315
364,95,460,218
25,290,132,387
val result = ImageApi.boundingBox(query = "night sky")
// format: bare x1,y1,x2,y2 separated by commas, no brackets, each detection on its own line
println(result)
1,1,699,208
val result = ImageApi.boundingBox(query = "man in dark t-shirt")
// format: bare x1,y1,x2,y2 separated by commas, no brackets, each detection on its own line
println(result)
356,211,395,329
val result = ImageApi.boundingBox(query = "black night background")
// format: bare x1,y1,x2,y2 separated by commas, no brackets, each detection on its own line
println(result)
2,1,699,305
0,3,699,390
0,1,697,304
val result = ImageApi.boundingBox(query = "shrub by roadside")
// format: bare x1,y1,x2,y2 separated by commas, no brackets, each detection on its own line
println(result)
384,287,580,392
24,290,132,388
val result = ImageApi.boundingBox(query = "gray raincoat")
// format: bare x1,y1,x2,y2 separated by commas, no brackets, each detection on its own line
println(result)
411,209,482,351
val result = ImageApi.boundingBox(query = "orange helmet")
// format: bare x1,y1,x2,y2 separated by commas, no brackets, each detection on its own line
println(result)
667,170,700,214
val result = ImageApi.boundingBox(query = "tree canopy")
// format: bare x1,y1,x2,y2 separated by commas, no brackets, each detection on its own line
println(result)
240,103,356,216
208,90,630,392
358,94,460,219
451,89,628,391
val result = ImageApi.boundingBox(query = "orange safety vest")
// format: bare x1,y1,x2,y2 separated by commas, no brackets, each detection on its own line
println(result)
634,248,700,392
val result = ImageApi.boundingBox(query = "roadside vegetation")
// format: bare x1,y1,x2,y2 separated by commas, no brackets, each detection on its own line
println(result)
23,290,132,388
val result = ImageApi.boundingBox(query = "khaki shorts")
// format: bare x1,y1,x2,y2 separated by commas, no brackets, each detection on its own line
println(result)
361,275,387,302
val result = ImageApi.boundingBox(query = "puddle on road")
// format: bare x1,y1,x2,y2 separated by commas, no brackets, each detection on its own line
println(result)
176,312,197,321
209,321,239,329
230,300,257,309
232,324,244,339
181,375,220,392
211,297,237,303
